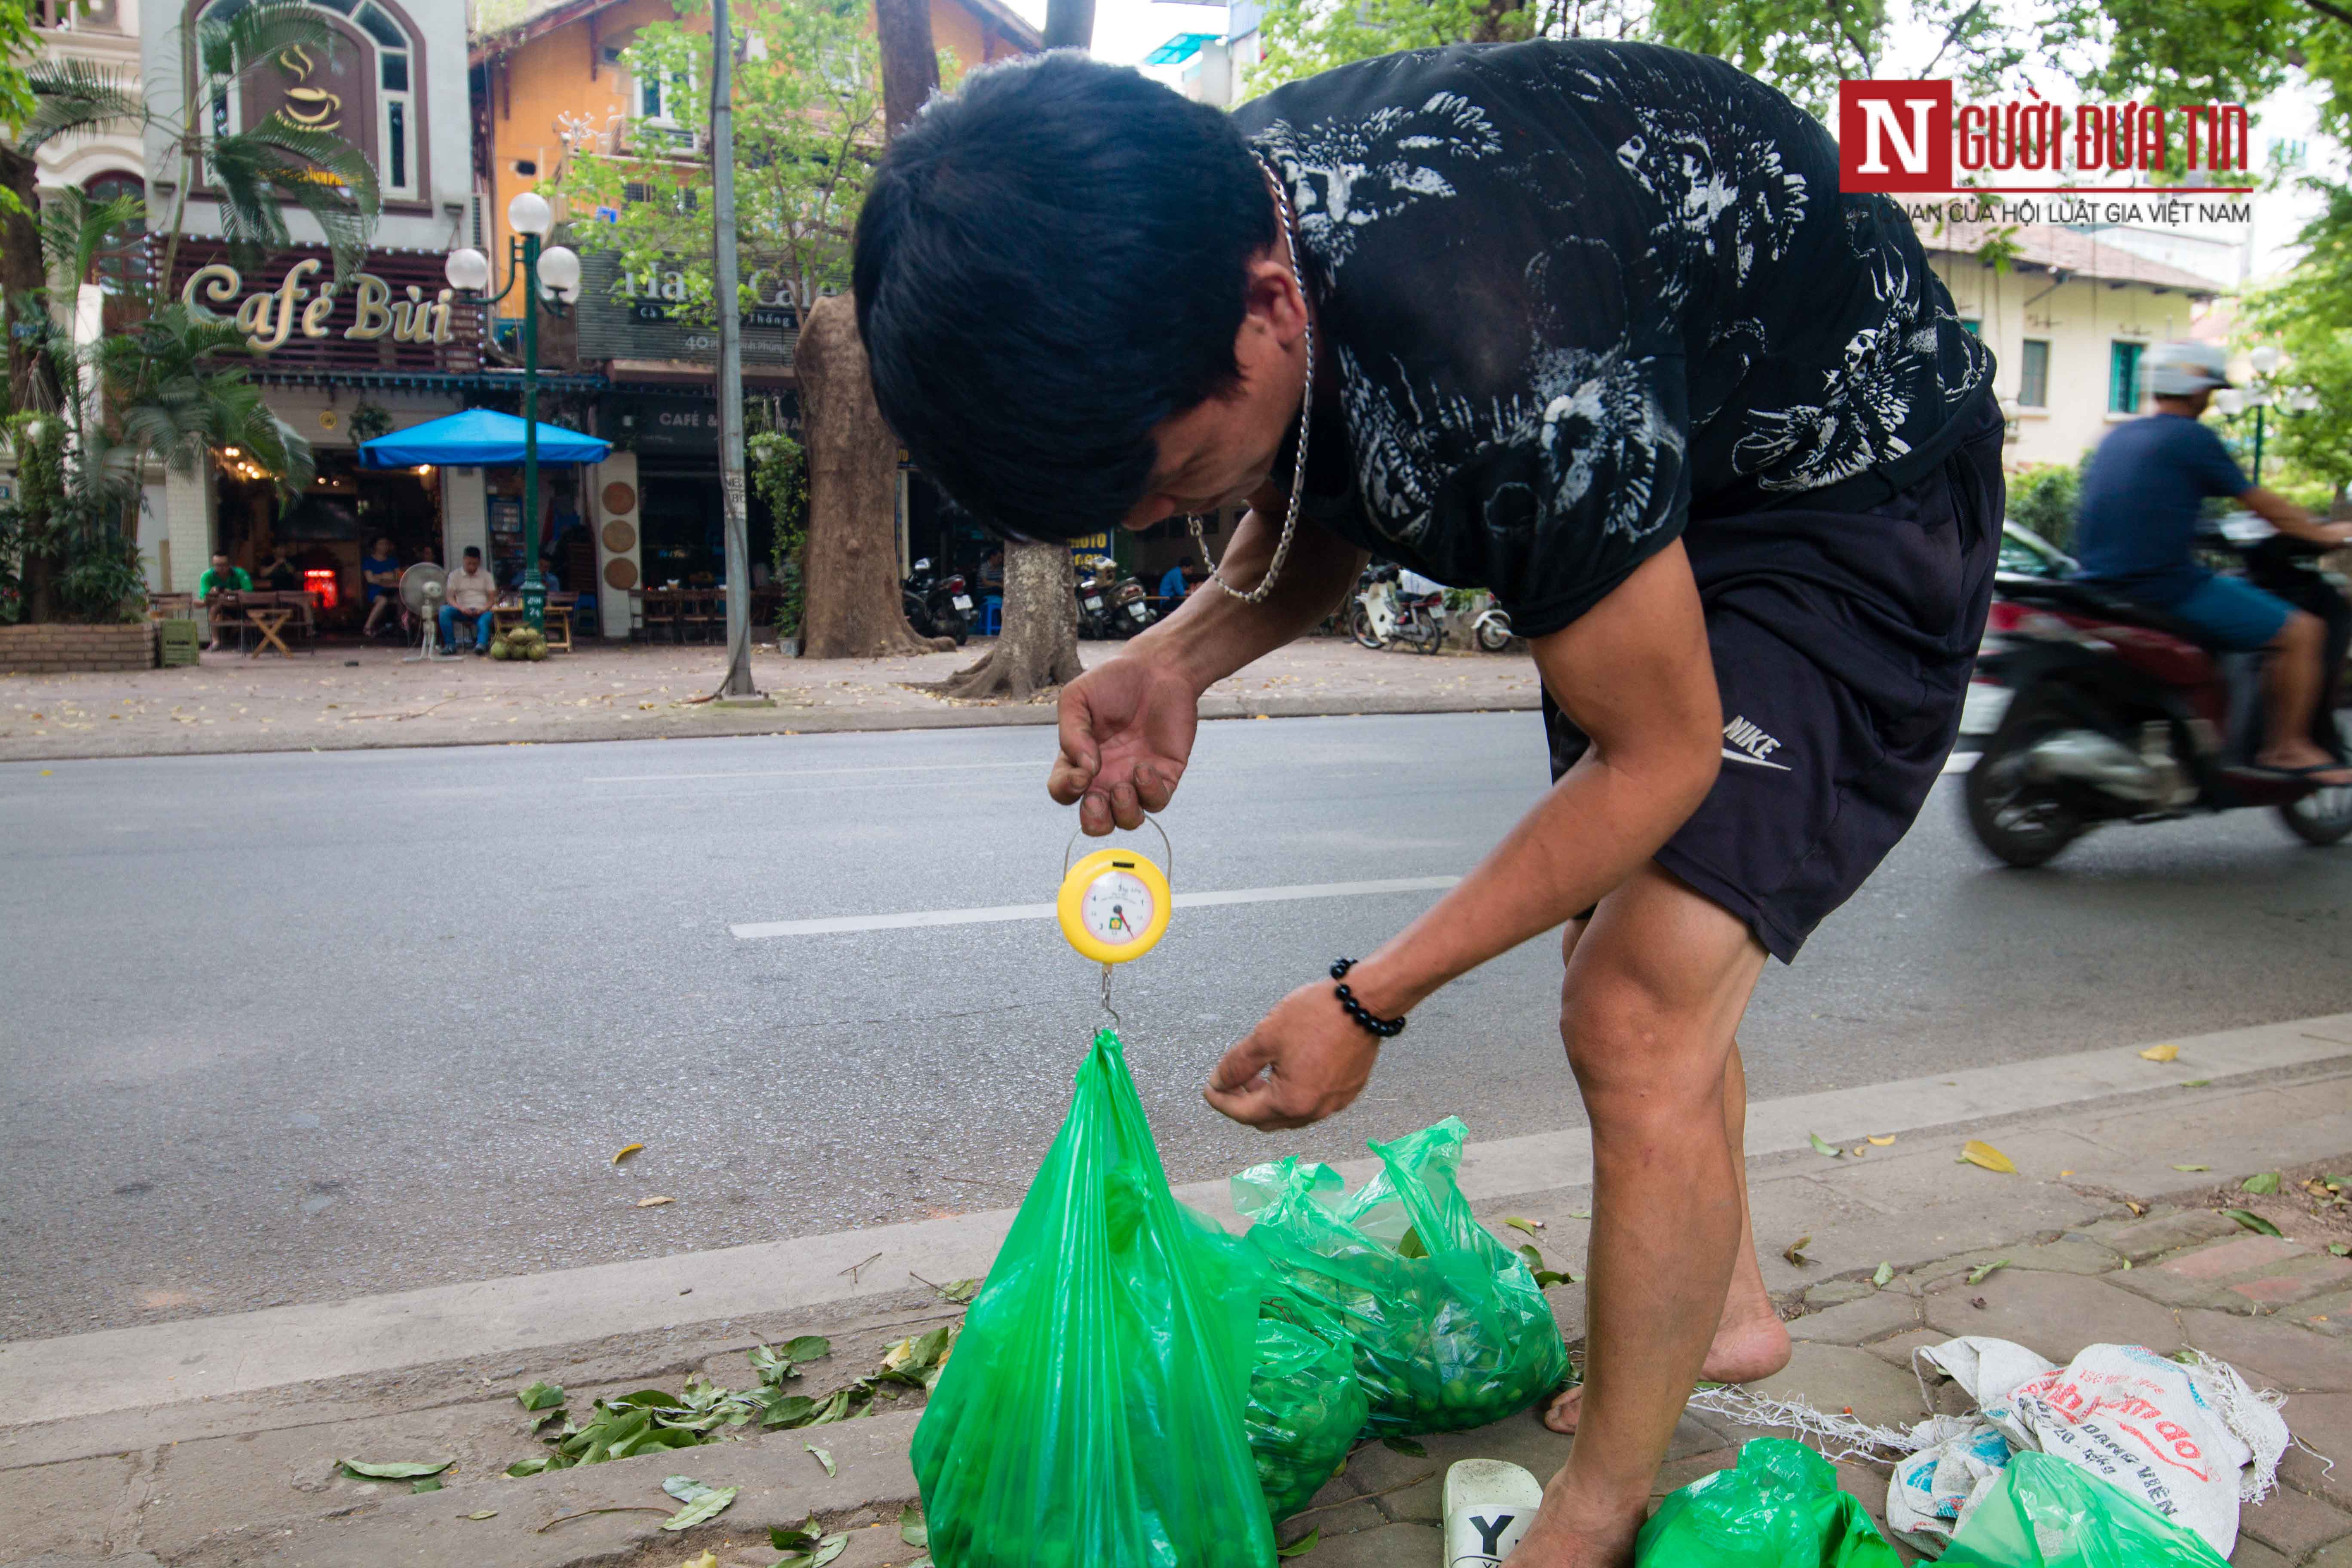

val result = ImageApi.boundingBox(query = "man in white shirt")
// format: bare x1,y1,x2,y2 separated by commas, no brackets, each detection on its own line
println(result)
439,546,499,655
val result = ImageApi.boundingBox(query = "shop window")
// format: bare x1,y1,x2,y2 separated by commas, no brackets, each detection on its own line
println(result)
2018,339,2049,408
81,172,150,295
2109,340,2143,414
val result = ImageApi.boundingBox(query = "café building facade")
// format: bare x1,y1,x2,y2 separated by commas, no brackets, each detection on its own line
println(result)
137,0,495,611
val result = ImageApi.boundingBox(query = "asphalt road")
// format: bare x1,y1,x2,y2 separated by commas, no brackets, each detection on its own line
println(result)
6,712,2350,1341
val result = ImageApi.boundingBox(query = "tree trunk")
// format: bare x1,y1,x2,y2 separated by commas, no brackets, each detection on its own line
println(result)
1,146,45,415
922,0,1092,700
797,294,946,659
873,0,940,136
931,538,1081,699
1043,0,1095,48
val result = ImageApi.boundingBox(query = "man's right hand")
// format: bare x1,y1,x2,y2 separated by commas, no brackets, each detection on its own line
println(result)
1049,654,1200,834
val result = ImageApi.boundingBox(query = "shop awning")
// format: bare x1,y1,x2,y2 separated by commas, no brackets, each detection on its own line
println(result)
358,408,611,467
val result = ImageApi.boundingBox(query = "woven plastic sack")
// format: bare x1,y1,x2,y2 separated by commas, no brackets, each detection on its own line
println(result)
1939,1451,2231,1568
1245,1281,1368,1522
912,1029,1275,1568
1638,1438,1902,1567
1233,1118,1569,1435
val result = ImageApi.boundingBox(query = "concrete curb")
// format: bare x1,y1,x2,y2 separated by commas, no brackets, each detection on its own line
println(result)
7,1011,2344,1430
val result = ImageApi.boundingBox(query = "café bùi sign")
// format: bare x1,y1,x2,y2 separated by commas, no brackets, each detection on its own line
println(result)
170,242,480,374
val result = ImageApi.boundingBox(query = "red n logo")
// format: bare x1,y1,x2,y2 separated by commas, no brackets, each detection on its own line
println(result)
1839,80,1953,192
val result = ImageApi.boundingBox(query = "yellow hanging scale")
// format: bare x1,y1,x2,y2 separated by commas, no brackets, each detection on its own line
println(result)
1057,819,1173,1025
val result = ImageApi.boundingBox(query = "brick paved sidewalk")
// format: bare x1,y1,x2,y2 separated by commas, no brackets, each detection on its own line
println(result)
0,636,1540,763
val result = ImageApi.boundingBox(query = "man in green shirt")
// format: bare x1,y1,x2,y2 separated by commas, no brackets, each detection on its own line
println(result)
196,551,252,652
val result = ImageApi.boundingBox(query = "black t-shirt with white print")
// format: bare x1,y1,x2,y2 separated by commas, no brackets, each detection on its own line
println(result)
1231,41,1994,639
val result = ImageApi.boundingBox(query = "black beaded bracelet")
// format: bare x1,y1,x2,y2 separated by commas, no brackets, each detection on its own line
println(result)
1330,958,1407,1039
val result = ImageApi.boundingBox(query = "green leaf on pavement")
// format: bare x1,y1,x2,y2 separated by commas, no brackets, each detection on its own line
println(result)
2223,1209,2283,1237
2242,1172,2283,1195
1504,1216,1542,1237
772,1517,823,1551
464,1510,498,1519
1382,1436,1427,1457
778,1533,851,1568
933,1278,980,1303
1533,1268,1580,1287
338,1459,452,1480
411,1477,442,1494
2171,1164,2210,1172
1966,1258,2010,1285
517,1381,565,1411
2330,1243,2350,1258
1872,1261,1893,1288
784,1335,832,1363
658,1480,737,1531
900,1504,928,1547
505,1457,556,1477
1567,1208,1591,1219
805,1442,836,1476
1277,1526,1321,1557
2181,1079,2211,1087
1808,1133,1843,1158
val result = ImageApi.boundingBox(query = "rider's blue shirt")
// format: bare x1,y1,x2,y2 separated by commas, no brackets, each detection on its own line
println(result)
2073,413,2249,607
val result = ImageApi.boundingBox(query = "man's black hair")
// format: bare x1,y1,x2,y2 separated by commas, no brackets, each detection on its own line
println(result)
854,52,1277,539
463,546,481,559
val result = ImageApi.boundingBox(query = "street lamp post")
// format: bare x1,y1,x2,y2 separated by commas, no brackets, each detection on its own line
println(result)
2218,346,2318,488
444,193,581,633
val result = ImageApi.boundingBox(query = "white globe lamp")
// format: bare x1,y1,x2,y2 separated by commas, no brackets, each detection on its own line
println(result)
506,190,554,239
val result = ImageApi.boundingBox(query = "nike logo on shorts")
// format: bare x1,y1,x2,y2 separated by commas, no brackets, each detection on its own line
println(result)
1722,715,1792,771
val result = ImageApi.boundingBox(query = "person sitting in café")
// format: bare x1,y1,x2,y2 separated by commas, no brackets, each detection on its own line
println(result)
978,547,1005,594
439,545,499,655
361,536,404,639
257,545,300,591
196,550,252,652
1158,553,1195,609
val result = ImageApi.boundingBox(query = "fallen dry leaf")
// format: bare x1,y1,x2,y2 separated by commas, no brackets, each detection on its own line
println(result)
1960,1140,2018,1175
2140,1044,2180,1063
613,1143,644,1165
1782,1235,1813,1265
1867,1135,1897,1146
636,1195,675,1208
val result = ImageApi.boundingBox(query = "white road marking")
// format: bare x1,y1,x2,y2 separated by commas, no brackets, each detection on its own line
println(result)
730,875,1463,940
585,760,1038,785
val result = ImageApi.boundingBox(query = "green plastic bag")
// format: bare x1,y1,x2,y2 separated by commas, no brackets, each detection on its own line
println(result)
1244,1281,1369,1522
912,1030,1275,1568
1234,1118,1569,1435
1638,1438,1902,1567
1938,1452,2230,1568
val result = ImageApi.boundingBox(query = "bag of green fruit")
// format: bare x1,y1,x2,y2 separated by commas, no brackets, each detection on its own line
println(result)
912,1029,1275,1568
1234,1118,1568,1436
1245,1280,1368,1522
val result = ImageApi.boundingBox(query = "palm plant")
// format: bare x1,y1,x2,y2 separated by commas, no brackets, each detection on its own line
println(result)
18,0,379,290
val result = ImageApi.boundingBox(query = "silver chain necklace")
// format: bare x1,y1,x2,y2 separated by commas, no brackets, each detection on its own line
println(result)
1190,153,1314,606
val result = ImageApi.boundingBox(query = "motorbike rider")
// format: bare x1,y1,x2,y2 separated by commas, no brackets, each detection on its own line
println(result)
2073,340,2352,783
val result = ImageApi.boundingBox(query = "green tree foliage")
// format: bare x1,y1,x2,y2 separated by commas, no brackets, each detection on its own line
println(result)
19,0,379,284
548,0,945,322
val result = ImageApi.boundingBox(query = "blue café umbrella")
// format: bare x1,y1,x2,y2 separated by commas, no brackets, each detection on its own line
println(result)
357,408,610,468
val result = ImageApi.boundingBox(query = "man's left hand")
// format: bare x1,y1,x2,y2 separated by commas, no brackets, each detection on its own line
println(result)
1204,982,1381,1130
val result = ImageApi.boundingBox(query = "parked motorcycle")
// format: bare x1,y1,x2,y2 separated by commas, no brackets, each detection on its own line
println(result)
1350,563,1447,654
902,558,973,645
1472,601,1514,652
1962,518,2352,867
1075,564,1155,639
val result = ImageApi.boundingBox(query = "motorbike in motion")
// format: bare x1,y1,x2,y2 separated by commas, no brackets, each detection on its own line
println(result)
902,558,973,645
1963,516,2352,866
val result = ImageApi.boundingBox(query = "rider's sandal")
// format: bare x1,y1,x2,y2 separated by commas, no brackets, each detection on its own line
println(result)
1442,1458,1547,1566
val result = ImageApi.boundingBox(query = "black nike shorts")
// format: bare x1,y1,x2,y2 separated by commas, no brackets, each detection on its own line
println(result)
1544,392,2006,962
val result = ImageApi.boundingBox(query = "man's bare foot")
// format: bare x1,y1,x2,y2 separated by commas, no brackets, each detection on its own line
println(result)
1543,1299,1788,1434
1503,1479,1647,1568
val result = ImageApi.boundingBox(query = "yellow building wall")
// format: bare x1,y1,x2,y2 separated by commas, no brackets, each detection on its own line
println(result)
481,0,1021,314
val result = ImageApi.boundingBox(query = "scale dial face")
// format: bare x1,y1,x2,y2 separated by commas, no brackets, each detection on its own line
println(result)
1057,848,1172,965
1079,869,1155,947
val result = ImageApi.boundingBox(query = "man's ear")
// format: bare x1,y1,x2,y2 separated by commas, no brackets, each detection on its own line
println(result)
1238,252,1307,349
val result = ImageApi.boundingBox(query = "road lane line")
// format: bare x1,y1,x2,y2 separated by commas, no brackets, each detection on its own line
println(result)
1942,750,1981,774
729,874,1463,940
585,760,1039,785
